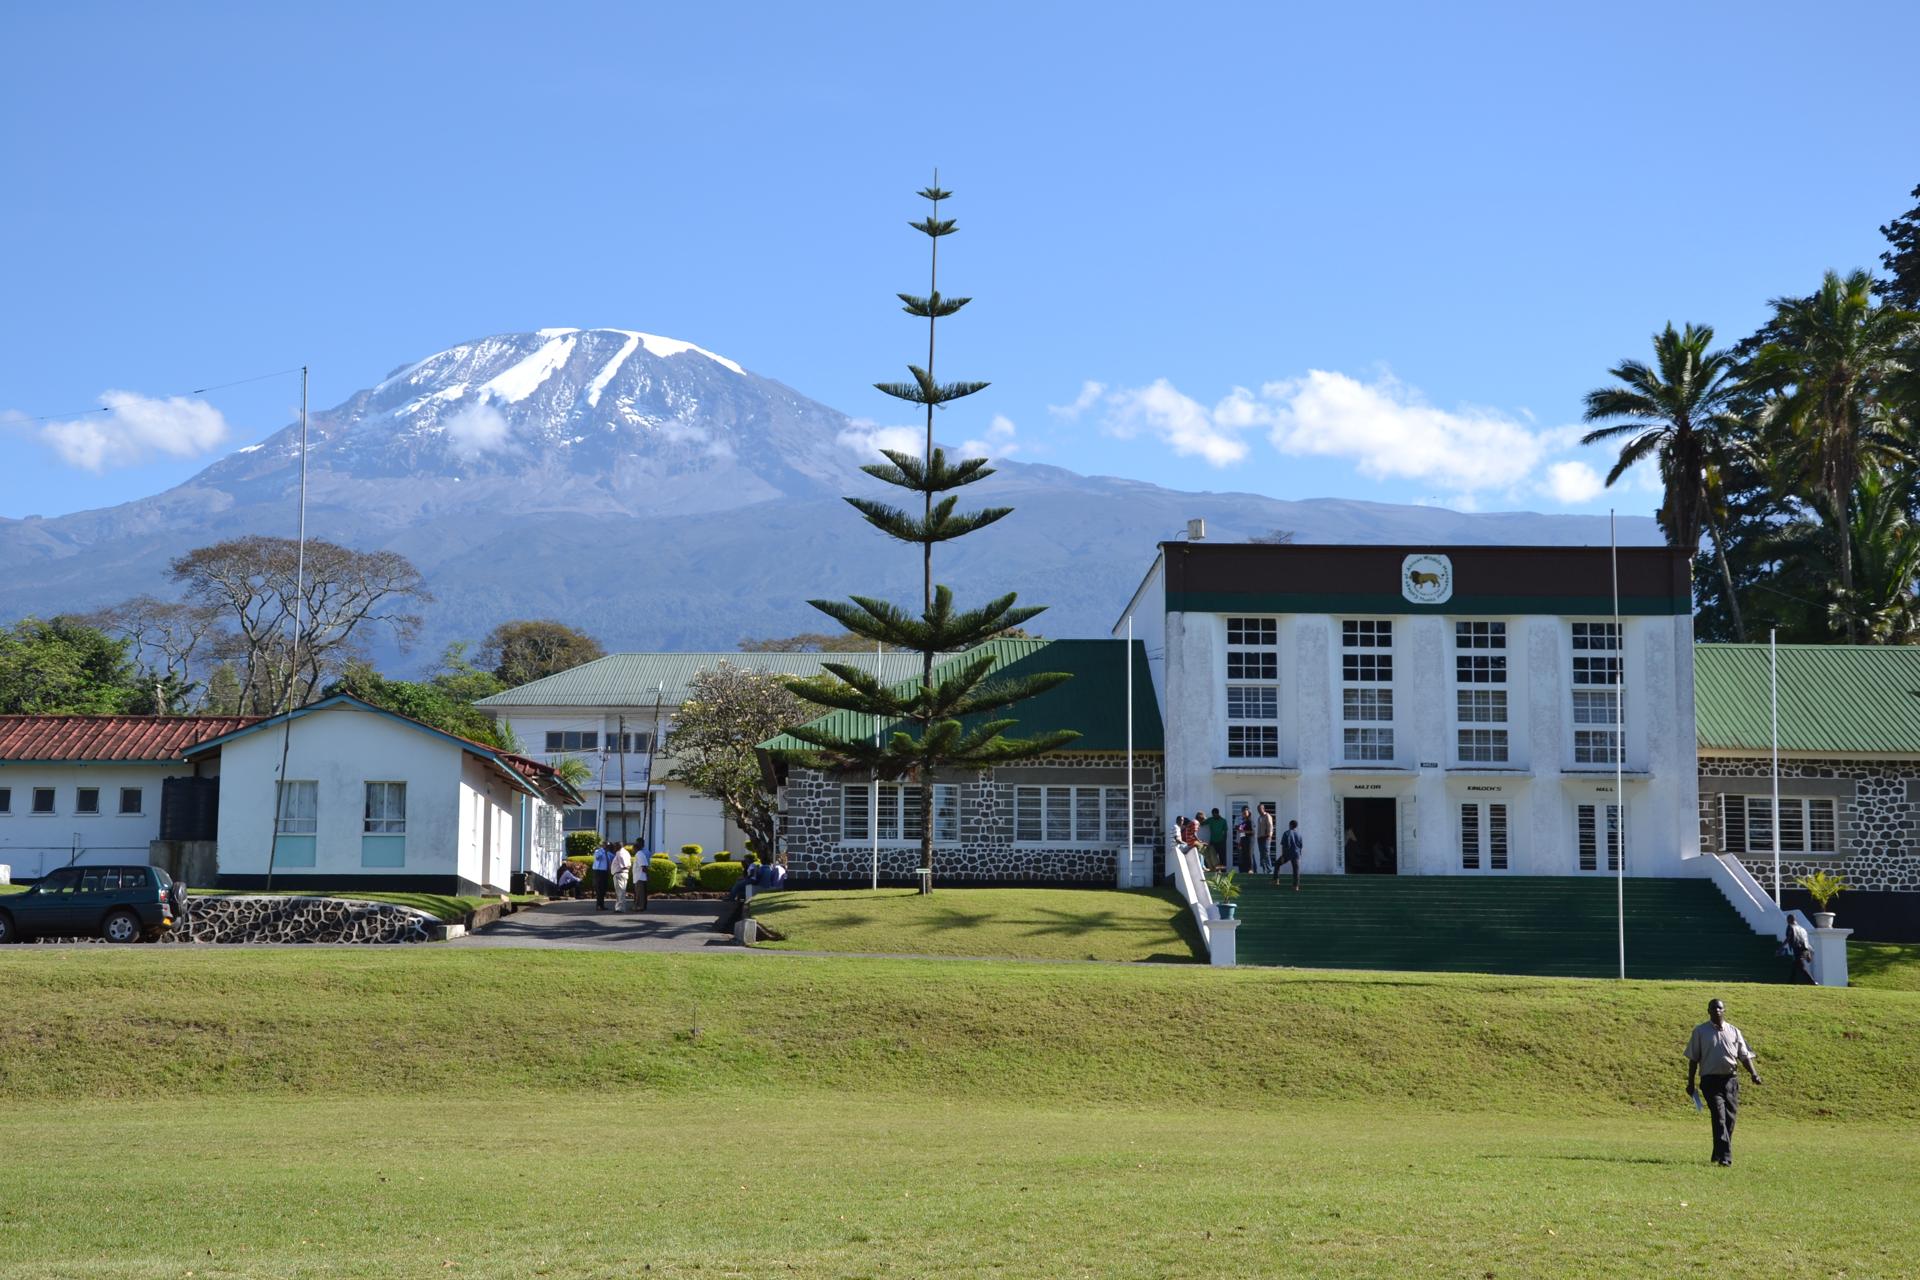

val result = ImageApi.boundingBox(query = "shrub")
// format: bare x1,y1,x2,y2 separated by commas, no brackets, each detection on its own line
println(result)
715,851,732,862
566,831,600,859
646,856,682,894
680,843,704,858
678,852,703,884
698,861,746,892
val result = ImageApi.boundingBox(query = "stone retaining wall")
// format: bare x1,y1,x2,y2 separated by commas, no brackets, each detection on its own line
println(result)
33,896,436,945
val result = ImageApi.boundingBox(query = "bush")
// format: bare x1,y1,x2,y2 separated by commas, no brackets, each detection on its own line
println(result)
646,856,682,894
678,852,703,883
566,831,600,859
698,861,746,892
715,850,732,862
680,843,703,858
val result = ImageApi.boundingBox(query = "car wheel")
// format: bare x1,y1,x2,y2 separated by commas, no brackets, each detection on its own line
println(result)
102,910,143,944
0,912,15,944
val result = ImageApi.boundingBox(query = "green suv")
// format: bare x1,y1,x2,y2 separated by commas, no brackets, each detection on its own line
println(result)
0,865,185,944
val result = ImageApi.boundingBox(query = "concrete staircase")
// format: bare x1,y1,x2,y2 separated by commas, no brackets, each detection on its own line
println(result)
1233,875,1786,982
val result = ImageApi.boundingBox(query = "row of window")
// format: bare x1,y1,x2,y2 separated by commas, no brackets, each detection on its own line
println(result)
0,786,143,816
1223,617,1624,766
272,781,407,835
834,784,1134,847
543,731,658,753
1454,801,1618,872
1720,795,1838,855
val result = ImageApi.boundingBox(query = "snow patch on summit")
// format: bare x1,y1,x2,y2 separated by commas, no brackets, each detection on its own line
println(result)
602,328,745,376
480,334,578,404
585,331,642,408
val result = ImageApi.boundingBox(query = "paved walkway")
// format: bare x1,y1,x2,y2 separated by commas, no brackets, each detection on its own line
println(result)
449,898,740,952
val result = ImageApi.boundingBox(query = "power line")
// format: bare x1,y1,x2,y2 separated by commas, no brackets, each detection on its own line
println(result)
24,366,307,422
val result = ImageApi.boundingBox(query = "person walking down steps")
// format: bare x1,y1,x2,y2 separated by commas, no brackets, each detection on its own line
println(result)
1274,819,1303,891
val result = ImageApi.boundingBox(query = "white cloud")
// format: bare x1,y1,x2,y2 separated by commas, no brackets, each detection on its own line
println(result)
1545,461,1605,504
35,391,230,471
441,400,511,459
837,419,925,459
1100,378,1253,466
959,413,1020,460
1047,380,1105,420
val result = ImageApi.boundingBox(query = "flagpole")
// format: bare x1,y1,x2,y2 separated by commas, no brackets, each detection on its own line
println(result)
1126,615,1135,889
1770,628,1781,907
1612,510,1625,981
872,639,882,892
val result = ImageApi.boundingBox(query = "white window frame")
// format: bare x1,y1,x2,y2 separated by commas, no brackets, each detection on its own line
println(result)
364,781,408,835
1719,794,1839,856
1576,801,1621,872
276,781,318,834
0,787,10,815
544,730,600,752
1012,784,1129,847
1450,621,1510,766
1340,619,1395,763
118,787,143,816
1569,622,1623,766
1459,800,1510,872
31,787,55,815
1224,616,1280,761
75,787,100,815
841,783,959,845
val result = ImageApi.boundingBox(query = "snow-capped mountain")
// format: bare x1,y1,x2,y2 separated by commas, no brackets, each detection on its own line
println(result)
0,329,1660,665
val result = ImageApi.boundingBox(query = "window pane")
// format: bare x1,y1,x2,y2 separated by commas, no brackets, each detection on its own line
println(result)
933,784,959,843
1489,804,1509,870
1744,796,1774,851
1044,787,1072,842
1104,788,1128,845
902,786,924,841
1809,799,1837,853
1778,798,1807,853
365,782,406,834
841,785,871,842
119,787,142,815
1343,727,1393,761
278,781,318,834
1460,803,1479,869
1578,804,1596,871
878,784,903,842
1073,788,1101,841
1015,787,1043,842
76,788,100,814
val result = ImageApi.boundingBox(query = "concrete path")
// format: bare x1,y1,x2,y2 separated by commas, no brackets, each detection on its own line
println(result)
450,898,740,952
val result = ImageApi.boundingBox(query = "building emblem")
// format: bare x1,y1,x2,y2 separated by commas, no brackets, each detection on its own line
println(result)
1401,553,1454,604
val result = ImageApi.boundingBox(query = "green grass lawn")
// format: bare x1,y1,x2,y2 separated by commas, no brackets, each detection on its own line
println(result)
1850,940,1920,990
751,886,1204,961
0,950,1915,1277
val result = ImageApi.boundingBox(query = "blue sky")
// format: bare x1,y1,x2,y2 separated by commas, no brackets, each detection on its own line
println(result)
2,1,1914,521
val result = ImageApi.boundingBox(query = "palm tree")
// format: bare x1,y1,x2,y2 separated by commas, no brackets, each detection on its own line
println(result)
1747,270,1919,641
1834,466,1920,644
1582,322,1747,639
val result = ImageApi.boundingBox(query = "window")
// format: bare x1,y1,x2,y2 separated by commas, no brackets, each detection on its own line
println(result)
0,787,9,814
840,783,959,843
1456,690,1506,722
1457,730,1508,763
602,732,654,754
1570,624,1622,765
1720,795,1839,855
364,783,407,834
1451,622,1510,765
276,782,318,834
75,788,100,814
544,730,599,752
1012,785,1129,845
1341,620,1394,762
32,788,54,814
562,807,598,831
1460,802,1509,871
1577,802,1621,872
118,787,143,815
1225,616,1280,760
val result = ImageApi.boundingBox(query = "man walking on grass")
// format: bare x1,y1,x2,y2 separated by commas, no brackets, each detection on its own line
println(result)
1274,818,1303,891
1685,998,1762,1166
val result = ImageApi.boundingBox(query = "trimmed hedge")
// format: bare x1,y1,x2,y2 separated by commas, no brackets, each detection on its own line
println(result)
646,856,682,894
565,831,600,859
698,861,746,892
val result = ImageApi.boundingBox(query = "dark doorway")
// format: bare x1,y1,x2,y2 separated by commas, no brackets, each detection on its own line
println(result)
1342,797,1397,874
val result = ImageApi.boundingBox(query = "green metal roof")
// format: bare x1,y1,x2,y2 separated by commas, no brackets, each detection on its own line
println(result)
759,638,1163,754
475,651,927,709
1694,643,1920,754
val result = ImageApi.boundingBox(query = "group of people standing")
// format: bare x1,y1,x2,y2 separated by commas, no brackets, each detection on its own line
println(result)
1173,803,1304,890
563,838,645,912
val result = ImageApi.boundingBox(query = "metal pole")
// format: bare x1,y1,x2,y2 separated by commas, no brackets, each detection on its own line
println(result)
1611,510,1625,980
617,713,629,847
1126,615,1135,888
265,365,309,896
872,640,882,891
1770,628,1781,906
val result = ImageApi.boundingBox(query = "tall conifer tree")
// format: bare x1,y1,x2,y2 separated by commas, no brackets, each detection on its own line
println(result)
785,179,1076,892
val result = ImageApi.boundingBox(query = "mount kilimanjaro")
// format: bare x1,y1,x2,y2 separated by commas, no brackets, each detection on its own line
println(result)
0,328,1658,667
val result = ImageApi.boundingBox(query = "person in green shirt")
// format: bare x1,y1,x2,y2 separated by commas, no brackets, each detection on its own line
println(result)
1206,808,1229,871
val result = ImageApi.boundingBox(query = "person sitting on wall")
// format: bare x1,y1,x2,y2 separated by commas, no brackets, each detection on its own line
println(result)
730,855,788,905
554,861,582,900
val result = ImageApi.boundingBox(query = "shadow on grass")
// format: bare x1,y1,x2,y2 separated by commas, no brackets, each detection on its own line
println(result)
1477,1153,1688,1166
1847,941,1920,989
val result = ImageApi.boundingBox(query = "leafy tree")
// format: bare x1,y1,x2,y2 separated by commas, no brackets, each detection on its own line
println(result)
79,595,223,712
170,536,429,712
1581,323,1749,639
1746,270,1918,641
1880,181,1920,312
479,619,605,688
666,663,809,859
783,181,1076,891
323,646,510,748
0,617,146,714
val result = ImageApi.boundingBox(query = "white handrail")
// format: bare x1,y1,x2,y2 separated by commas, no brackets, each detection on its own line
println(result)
1170,841,1235,965
1698,851,1787,937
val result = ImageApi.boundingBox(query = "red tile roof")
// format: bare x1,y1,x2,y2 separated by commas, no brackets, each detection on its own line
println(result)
0,716,263,762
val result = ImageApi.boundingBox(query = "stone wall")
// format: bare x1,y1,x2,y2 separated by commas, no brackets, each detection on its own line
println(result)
781,752,1165,885
33,895,435,945
1699,755,1920,893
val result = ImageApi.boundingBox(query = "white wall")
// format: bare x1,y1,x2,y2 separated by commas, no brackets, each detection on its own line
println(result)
0,763,179,879
1162,608,1696,877
216,705,474,883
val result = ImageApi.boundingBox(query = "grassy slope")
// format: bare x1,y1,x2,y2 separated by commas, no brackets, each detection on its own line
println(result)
752,886,1203,961
1850,940,1920,990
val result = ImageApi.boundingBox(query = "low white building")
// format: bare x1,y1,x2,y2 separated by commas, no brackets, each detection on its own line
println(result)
1120,542,1699,877
186,694,577,895
476,651,922,858
0,715,255,881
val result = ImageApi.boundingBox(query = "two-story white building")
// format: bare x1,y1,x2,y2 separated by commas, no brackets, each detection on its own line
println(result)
1119,542,1699,877
475,651,923,857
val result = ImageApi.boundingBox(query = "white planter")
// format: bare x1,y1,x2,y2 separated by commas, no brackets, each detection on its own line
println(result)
1811,911,1836,929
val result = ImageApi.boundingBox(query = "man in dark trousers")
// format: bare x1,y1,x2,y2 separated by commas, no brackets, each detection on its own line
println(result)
590,839,614,911
1206,808,1229,872
1685,998,1762,1166
1274,818,1304,891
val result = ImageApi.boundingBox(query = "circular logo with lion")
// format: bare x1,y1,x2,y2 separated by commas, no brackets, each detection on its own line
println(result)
1401,553,1454,604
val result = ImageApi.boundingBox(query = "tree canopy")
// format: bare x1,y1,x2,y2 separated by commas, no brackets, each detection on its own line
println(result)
479,619,605,687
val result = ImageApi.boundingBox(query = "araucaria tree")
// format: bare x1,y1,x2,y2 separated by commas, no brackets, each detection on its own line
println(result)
784,181,1077,892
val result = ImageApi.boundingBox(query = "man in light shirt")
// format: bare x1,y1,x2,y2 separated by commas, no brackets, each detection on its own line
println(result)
1685,998,1763,1166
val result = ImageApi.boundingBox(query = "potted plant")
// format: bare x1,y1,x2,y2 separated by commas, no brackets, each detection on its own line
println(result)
1795,870,1848,928
1206,869,1241,920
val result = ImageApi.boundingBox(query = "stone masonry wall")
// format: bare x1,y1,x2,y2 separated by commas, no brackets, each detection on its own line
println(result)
781,752,1165,884
33,896,436,945
1699,755,1920,893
